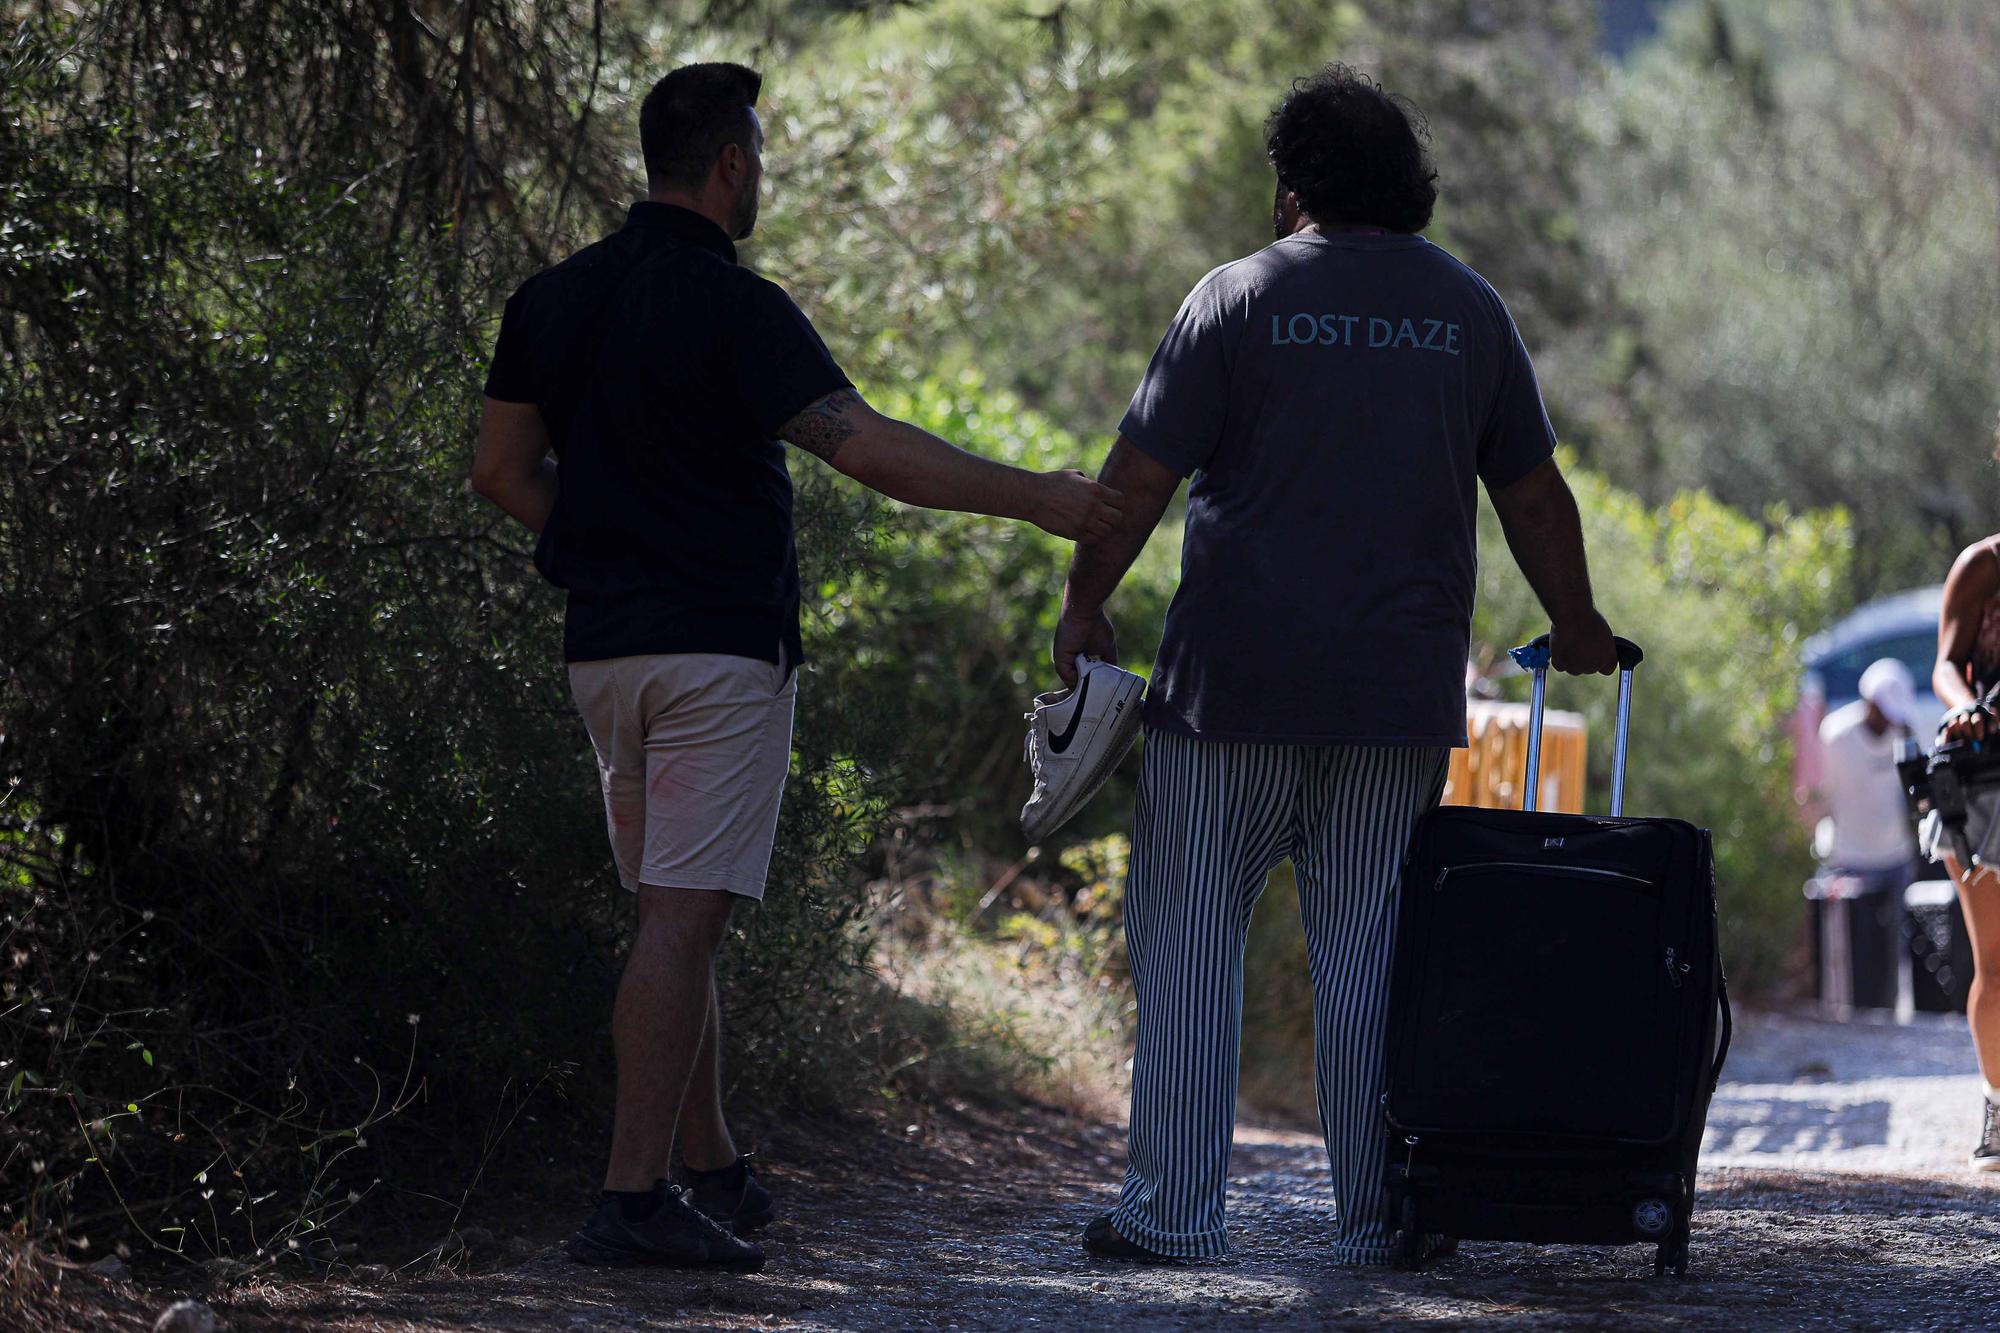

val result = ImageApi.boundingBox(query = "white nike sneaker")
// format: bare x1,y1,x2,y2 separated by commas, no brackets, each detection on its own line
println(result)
1020,656,1147,844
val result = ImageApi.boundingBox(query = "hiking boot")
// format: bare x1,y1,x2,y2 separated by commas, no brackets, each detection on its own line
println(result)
1020,657,1146,844
1082,1215,1182,1264
563,1182,766,1271
1973,1097,2000,1172
677,1154,775,1235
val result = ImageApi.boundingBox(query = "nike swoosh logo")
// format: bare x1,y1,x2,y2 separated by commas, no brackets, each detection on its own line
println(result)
1048,674,1090,755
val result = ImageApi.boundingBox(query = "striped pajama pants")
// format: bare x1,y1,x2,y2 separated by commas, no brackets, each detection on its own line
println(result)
1110,729,1449,1262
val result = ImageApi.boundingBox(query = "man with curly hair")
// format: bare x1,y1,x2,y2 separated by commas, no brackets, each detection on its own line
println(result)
1053,64,1618,1264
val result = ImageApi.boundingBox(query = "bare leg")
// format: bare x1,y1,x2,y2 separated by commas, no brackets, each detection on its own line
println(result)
1942,853,2000,1085
675,974,739,1172
603,885,736,1193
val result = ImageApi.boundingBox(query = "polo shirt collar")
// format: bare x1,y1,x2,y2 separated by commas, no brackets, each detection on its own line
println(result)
623,202,737,264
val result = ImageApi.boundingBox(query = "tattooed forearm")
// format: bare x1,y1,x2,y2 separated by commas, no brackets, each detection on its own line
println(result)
779,388,866,462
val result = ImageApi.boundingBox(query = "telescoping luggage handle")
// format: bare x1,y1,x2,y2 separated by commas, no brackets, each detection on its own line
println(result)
1508,633,1645,816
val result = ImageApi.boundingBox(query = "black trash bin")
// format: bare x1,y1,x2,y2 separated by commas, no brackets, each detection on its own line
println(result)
1903,878,1974,1014
1805,872,1903,1013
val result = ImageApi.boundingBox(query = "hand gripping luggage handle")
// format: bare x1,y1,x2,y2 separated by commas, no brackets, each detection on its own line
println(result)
1507,633,1644,816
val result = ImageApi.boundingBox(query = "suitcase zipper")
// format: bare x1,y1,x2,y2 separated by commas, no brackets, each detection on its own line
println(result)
1434,861,1655,891
1664,946,1691,989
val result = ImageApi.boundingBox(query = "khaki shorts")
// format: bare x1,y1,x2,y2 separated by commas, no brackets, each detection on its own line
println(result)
567,653,796,900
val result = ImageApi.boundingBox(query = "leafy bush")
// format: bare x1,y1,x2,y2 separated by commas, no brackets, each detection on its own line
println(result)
0,1,885,1263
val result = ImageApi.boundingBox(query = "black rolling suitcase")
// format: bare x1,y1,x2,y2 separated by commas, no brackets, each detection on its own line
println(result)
1382,634,1732,1276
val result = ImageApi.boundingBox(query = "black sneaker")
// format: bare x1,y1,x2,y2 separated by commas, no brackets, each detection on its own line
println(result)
1973,1098,2000,1173
1419,1234,1459,1262
1082,1215,1182,1264
563,1183,766,1271
678,1155,775,1235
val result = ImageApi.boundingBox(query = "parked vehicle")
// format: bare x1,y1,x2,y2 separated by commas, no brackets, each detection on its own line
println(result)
1794,586,1944,796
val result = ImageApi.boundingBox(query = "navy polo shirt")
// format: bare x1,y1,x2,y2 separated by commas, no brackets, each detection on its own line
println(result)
484,203,851,666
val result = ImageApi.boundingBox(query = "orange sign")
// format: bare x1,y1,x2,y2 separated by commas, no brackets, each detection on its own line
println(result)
1444,701,1588,813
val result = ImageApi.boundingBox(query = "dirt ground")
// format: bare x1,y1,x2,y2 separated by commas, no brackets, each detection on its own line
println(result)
33,1008,2000,1332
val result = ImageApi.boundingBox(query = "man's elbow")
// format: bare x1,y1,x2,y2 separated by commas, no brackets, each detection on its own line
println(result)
469,453,511,502
820,426,886,491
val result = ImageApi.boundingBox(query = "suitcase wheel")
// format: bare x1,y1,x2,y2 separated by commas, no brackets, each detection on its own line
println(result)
1631,1197,1674,1239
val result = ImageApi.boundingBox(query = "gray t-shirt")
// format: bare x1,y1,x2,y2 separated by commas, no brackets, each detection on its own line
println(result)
1121,230,1556,746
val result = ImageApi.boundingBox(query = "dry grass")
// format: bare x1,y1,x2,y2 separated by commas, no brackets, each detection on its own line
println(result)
1,1238,158,1333
862,843,1133,1119
872,918,1131,1119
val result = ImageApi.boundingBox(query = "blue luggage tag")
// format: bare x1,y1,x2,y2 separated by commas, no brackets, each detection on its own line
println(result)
1509,641,1551,672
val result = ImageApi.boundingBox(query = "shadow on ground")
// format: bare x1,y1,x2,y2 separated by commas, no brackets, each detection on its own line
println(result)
188,1117,2000,1332
47,1009,2000,1331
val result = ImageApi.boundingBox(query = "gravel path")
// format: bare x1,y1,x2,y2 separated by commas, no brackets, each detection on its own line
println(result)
1704,1009,1984,1175
67,1008,2000,1332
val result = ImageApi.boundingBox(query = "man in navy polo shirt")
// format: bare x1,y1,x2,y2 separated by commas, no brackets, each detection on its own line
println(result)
1051,65,1618,1265
472,62,1121,1271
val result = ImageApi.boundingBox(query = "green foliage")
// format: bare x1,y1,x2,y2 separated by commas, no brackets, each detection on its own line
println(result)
0,0,881,1260
745,10,1127,401
741,0,1608,432
1577,0,2000,592
814,374,1180,851
0,1,612,1260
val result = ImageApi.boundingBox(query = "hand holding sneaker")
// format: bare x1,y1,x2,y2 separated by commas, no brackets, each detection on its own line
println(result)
1021,656,1147,844
1054,607,1118,688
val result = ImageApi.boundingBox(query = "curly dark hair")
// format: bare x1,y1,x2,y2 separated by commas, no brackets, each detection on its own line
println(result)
1265,64,1438,234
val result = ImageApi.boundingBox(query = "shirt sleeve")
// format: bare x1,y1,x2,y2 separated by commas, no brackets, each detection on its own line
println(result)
1476,313,1558,489
1118,270,1236,478
723,272,853,439
482,287,540,404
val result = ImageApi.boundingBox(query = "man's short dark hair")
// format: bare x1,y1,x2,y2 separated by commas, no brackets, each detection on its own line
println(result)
1265,65,1438,234
640,62,762,192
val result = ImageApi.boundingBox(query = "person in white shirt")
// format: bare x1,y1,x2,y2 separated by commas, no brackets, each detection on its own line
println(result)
1818,658,1919,878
